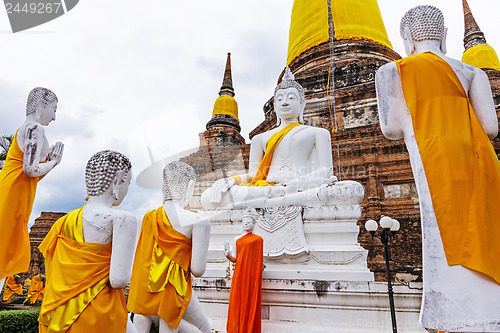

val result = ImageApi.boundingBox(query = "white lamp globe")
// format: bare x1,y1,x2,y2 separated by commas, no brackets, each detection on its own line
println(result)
380,216,393,229
365,219,378,232
391,219,400,231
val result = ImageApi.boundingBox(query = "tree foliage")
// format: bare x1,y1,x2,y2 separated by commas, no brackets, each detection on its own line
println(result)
0,135,14,161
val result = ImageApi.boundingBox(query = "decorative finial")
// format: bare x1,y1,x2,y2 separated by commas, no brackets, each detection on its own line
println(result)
462,0,487,51
219,53,235,97
274,67,305,99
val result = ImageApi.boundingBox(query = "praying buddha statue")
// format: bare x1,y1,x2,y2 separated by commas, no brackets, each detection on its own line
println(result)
0,87,64,292
201,67,348,211
375,5,500,332
38,150,137,332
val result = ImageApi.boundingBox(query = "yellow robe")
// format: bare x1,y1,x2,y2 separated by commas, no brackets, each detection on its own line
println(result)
127,207,192,329
24,274,45,304
0,131,39,279
246,122,301,186
39,207,127,333
396,52,500,284
2,275,23,303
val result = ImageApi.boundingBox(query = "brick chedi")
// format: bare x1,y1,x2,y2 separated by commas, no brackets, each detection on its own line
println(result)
181,53,249,210
27,212,65,277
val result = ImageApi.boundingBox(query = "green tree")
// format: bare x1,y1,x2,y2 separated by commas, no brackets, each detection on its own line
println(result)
0,134,14,161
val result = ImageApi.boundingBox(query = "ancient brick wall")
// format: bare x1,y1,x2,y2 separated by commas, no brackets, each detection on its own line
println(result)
27,212,65,277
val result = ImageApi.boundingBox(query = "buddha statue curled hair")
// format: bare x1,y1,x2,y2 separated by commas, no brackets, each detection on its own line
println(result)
85,150,132,197
400,5,444,42
162,161,196,202
26,87,58,116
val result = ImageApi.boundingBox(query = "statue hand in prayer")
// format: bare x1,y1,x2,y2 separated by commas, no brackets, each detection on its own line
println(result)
48,142,64,165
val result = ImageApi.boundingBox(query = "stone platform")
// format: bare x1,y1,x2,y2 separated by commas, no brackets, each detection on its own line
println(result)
195,278,425,332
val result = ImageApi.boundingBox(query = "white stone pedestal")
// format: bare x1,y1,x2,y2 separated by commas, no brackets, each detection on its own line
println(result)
194,278,425,332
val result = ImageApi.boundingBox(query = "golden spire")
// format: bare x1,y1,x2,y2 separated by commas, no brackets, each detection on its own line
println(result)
461,0,500,71
209,53,239,126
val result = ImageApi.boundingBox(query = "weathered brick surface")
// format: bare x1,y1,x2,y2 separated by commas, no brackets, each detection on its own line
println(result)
27,212,65,277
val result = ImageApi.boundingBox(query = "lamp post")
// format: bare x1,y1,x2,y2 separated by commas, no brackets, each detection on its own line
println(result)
365,216,400,333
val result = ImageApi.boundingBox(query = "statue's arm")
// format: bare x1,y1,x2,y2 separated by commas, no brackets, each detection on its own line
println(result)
469,68,498,139
247,135,265,178
22,124,63,177
314,128,334,178
109,212,137,289
375,63,405,140
191,219,211,277
224,238,237,263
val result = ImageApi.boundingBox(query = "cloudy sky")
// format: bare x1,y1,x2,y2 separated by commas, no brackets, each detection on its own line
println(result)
0,0,498,228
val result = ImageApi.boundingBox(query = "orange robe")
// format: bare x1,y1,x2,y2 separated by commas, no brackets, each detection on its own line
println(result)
396,52,500,284
0,131,40,279
24,274,45,304
227,233,263,333
2,275,23,303
127,207,192,329
38,207,127,333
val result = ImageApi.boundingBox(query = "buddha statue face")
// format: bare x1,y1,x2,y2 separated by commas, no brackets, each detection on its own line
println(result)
275,87,305,124
242,216,256,233
274,67,306,125
36,100,58,126
114,171,132,206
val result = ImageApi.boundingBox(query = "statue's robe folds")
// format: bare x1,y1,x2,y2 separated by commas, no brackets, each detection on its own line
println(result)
0,131,39,280
396,52,500,331
2,275,23,303
127,207,192,329
38,207,127,333
24,274,45,304
226,233,263,333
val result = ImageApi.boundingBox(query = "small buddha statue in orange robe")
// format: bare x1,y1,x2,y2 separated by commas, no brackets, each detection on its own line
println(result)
224,211,264,333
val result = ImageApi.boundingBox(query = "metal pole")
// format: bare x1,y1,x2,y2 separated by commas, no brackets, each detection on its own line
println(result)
381,230,398,333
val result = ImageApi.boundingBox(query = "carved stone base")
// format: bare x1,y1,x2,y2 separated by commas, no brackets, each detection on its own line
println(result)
193,278,426,332
202,202,373,281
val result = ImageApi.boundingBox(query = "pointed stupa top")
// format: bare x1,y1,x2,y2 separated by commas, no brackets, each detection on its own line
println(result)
219,53,235,97
207,53,240,130
461,0,500,71
286,0,393,65
462,0,486,50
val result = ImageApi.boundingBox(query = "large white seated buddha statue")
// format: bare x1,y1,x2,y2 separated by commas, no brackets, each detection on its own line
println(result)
201,67,362,211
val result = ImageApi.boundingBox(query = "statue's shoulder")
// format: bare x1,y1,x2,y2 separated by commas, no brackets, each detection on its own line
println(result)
300,124,330,136
111,208,137,224
183,210,210,227
377,61,399,75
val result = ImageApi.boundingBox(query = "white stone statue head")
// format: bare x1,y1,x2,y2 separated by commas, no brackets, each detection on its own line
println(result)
85,150,132,206
26,87,58,126
162,161,196,205
274,67,306,126
400,5,447,56
242,210,257,233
